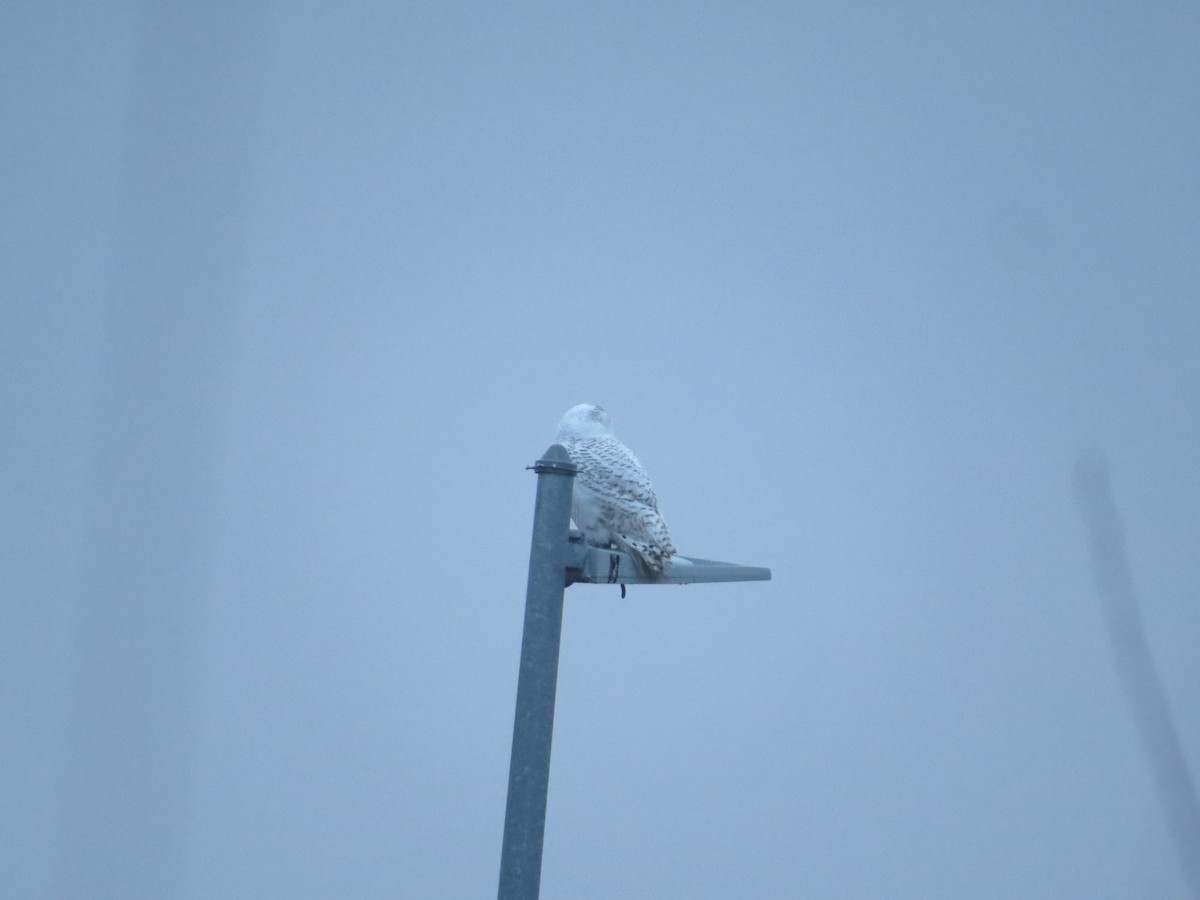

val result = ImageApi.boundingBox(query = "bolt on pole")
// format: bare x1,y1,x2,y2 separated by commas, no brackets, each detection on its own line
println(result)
498,444,577,900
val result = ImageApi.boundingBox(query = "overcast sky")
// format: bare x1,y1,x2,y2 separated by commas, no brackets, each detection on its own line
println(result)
3,3,1198,898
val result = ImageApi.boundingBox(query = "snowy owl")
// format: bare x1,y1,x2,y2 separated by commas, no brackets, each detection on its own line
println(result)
555,403,676,575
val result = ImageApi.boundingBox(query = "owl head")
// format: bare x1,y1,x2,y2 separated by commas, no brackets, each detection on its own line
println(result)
556,403,614,441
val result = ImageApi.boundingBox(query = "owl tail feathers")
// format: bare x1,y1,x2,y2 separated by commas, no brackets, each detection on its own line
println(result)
612,533,672,576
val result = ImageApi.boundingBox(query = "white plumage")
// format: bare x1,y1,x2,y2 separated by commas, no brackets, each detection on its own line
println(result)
555,403,676,574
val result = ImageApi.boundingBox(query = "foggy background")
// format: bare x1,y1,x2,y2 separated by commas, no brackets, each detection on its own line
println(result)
3,3,1198,898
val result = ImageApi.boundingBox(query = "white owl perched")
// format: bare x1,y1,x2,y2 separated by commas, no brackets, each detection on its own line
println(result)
555,403,676,575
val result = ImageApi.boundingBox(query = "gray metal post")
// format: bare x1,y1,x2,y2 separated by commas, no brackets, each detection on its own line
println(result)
498,444,577,900
55,6,267,898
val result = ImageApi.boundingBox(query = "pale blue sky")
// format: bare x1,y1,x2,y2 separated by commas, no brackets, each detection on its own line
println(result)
3,3,1198,897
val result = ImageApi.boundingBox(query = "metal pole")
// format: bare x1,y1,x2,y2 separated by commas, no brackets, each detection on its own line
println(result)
498,444,577,900
55,6,267,897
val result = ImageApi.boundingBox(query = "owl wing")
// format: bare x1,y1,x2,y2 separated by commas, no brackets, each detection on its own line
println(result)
571,436,675,572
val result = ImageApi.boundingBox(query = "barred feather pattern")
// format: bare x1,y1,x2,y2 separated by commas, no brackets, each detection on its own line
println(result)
555,404,675,575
